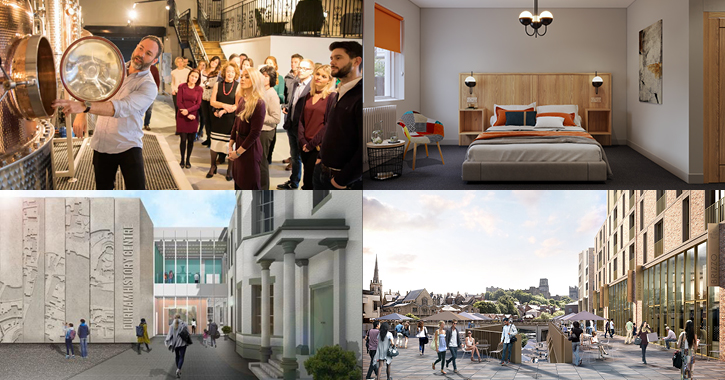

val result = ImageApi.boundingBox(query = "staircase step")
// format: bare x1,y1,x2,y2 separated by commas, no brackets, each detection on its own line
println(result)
268,359,284,373
249,362,283,379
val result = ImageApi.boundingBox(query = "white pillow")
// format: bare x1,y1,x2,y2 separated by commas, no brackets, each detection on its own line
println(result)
536,105,580,127
491,102,536,125
534,116,565,129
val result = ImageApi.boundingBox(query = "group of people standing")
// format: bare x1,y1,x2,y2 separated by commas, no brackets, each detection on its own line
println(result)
169,42,362,190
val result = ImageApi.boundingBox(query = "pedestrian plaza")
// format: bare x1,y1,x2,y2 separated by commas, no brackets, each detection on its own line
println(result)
363,335,725,379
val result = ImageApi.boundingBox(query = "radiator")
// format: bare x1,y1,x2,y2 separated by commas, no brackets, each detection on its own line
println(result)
363,105,398,172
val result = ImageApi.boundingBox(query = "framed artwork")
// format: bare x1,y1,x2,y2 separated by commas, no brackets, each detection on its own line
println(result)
639,19,663,104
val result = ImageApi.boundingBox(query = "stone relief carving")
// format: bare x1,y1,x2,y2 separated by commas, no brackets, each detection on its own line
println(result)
44,251,65,342
91,229,115,339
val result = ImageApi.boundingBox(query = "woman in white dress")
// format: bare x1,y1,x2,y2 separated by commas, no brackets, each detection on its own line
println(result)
374,322,395,380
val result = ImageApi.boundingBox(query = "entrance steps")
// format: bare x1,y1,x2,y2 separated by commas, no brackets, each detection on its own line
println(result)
249,359,283,379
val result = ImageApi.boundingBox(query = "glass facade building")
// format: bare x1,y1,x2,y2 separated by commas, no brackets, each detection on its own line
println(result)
153,228,228,336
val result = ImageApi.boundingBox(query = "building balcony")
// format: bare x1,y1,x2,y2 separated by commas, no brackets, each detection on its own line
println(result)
629,226,634,241
221,0,362,42
705,197,725,224
656,193,666,215
154,283,228,298
654,239,663,257
629,194,635,210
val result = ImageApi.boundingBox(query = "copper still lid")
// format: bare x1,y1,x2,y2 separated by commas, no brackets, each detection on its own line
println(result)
60,36,125,102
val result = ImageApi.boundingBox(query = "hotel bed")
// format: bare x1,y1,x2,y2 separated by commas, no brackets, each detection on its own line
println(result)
461,107,613,182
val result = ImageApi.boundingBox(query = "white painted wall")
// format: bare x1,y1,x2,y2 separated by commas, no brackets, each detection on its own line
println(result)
419,8,628,146
363,0,421,122
80,0,167,27
221,36,361,77
627,0,691,181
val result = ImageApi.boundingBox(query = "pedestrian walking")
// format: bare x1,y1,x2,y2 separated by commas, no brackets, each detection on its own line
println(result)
432,321,448,375
395,321,404,347
78,319,90,358
136,318,151,354
500,318,518,365
638,321,652,364
625,318,634,344
678,320,699,380
374,322,395,380
445,320,461,373
570,321,583,366
365,321,380,380
165,315,191,378
64,322,76,359
403,321,410,349
202,329,209,347
604,319,610,338
208,319,219,348
415,321,428,356
609,319,615,338
191,319,197,334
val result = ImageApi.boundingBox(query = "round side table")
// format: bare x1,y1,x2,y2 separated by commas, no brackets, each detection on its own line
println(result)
366,141,405,180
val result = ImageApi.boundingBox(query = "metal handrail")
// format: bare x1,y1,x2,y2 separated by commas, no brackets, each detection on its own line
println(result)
189,18,209,66
705,197,725,224
197,0,209,40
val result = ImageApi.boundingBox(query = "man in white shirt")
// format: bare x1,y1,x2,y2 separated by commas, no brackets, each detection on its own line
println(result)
664,326,677,349
500,318,518,365
53,36,162,190
445,320,461,373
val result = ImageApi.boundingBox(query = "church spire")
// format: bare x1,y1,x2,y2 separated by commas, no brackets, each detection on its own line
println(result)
373,255,379,283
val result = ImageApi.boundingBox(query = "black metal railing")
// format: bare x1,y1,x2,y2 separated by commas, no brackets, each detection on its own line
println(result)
221,0,362,42
198,0,223,41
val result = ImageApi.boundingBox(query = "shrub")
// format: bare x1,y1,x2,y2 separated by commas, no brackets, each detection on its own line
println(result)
519,333,528,348
303,345,361,380
221,326,231,335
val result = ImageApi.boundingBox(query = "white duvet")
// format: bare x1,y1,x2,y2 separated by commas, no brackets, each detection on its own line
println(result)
466,126,603,163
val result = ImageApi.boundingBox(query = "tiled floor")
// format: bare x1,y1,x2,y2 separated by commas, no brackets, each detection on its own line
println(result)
362,335,725,379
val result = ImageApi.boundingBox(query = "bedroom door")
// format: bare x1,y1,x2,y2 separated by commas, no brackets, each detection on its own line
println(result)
704,12,725,182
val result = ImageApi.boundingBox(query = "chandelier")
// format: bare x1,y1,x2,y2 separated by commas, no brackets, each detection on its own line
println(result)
519,0,553,38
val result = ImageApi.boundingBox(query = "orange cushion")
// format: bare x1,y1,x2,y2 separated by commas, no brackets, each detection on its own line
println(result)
493,107,535,126
537,112,577,127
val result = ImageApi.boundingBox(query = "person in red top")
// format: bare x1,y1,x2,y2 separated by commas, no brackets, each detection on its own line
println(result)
143,63,161,131
297,64,336,189
228,67,265,189
176,69,203,168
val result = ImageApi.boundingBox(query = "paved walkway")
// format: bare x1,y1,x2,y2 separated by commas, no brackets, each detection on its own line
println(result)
362,336,725,379
69,335,257,380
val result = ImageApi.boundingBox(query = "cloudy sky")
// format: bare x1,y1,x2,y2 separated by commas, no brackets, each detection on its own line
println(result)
363,190,607,298
0,191,236,227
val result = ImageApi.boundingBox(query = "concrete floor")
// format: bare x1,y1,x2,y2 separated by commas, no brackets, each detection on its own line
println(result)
148,95,296,190
362,334,725,379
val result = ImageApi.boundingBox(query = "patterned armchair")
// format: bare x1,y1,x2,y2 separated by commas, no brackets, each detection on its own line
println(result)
397,111,445,170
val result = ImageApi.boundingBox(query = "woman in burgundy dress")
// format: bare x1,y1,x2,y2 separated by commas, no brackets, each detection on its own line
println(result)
297,64,336,189
228,67,266,189
176,69,203,168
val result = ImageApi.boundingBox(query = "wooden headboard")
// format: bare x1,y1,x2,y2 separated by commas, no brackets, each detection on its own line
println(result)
458,73,612,130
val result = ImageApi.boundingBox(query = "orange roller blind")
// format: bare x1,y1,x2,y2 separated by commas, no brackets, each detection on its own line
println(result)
375,3,403,53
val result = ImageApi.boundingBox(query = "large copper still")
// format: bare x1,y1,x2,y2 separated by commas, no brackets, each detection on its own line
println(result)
0,0,82,189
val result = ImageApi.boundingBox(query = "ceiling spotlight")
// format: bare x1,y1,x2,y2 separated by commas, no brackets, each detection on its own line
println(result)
166,5,170,10
129,10,137,19
133,3,137,8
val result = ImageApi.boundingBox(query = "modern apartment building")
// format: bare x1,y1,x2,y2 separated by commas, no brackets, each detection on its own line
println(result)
224,190,362,380
577,248,595,314
593,190,725,360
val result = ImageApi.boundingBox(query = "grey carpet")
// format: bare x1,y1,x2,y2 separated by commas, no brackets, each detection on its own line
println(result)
54,134,179,190
363,145,725,190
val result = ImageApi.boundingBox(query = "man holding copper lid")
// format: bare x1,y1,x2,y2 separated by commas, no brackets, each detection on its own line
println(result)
53,35,162,190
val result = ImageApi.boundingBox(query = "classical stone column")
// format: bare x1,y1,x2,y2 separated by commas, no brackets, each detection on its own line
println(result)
280,239,302,380
259,259,273,363
320,238,348,349
295,259,309,355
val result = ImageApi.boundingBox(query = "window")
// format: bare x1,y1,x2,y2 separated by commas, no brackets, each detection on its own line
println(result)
643,232,648,264
253,191,274,235
682,197,690,242
374,4,404,101
313,190,330,209
252,284,274,335
640,200,644,230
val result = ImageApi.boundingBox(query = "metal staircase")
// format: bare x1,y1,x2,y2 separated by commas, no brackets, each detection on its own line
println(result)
169,0,224,66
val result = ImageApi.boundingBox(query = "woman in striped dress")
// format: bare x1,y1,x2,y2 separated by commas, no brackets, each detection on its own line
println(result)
208,62,239,181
